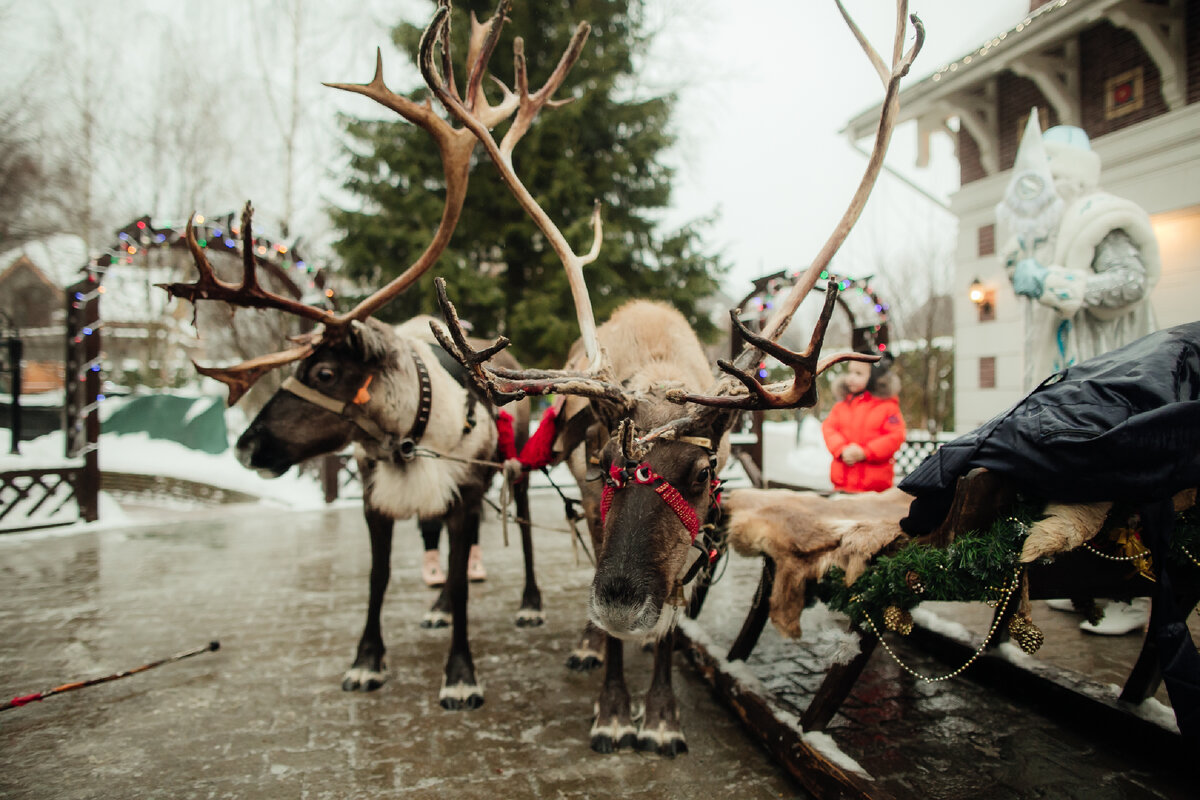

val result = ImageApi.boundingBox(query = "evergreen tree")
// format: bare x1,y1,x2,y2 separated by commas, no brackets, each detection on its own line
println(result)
330,0,725,368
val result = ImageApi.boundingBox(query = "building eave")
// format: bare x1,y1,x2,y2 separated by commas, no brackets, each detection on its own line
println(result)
842,0,1120,141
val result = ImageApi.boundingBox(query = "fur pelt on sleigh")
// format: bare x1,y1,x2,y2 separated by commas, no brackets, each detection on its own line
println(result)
722,485,1198,639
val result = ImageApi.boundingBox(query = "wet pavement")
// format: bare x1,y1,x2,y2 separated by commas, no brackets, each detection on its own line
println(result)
3,487,1197,800
693,547,1199,800
0,493,803,800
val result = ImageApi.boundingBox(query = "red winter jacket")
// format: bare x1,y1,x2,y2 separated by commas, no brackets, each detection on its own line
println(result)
821,373,906,493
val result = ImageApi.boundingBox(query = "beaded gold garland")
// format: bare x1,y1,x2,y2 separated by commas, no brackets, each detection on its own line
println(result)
860,566,1022,683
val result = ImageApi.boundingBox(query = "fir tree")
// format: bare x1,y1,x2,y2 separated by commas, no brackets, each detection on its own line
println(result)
330,0,725,368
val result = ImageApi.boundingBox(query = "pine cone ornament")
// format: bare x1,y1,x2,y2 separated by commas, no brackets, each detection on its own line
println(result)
883,605,913,636
1008,615,1044,654
905,570,925,594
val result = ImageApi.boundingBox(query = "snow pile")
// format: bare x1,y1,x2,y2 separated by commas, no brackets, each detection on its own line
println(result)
1,425,325,532
761,417,833,491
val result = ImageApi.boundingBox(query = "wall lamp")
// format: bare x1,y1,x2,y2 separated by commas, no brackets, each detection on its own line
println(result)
969,277,994,319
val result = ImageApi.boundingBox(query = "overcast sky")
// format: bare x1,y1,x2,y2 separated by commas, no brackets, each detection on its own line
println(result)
6,0,1033,298
654,0,1032,293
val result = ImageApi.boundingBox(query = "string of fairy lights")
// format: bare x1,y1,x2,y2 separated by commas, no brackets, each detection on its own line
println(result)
61,211,334,422
110,212,330,295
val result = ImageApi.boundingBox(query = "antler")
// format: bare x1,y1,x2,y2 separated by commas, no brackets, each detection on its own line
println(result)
162,1,520,405
425,2,611,396
666,286,877,411
432,275,633,411
661,0,924,420
161,203,340,327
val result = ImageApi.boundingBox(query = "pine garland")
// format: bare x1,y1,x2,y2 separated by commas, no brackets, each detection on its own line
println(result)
817,498,1200,628
818,503,1036,627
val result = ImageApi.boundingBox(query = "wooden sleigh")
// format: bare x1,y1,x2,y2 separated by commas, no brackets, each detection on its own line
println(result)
678,468,1200,800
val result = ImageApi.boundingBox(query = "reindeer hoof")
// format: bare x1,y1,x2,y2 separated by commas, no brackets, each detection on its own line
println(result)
565,648,604,671
421,610,452,629
589,729,637,754
438,680,484,710
636,726,689,758
341,666,388,692
515,608,545,628
590,717,637,754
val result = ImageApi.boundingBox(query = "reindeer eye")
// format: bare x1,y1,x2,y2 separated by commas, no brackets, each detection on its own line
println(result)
313,365,336,383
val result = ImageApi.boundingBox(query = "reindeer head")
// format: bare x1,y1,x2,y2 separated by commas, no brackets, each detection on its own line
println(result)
236,320,397,476
429,0,923,640
581,413,722,638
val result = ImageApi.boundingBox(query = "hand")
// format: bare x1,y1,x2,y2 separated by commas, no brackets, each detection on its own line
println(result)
503,457,527,484
1011,258,1048,298
840,444,865,465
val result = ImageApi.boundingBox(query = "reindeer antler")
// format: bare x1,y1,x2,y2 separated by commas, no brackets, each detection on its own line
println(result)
659,1,924,421
666,286,877,411
424,2,613,397
433,276,633,411
162,0,520,405
161,203,340,328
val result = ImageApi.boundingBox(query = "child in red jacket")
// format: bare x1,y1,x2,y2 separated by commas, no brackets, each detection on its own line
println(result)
821,355,906,492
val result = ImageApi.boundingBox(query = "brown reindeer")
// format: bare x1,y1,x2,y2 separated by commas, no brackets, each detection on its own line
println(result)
158,1,589,708
429,0,924,752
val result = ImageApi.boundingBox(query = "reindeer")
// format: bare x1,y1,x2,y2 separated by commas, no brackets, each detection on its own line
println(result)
428,0,924,753
158,2,590,709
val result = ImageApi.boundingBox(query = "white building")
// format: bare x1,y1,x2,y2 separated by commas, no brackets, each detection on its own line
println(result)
845,0,1200,430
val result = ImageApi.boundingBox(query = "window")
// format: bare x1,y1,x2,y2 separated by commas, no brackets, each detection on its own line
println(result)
977,224,995,257
979,356,996,389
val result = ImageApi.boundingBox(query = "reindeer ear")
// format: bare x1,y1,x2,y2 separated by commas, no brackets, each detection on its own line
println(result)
348,320,393,366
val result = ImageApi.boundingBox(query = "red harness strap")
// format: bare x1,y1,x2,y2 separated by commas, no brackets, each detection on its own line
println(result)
600,461,721,545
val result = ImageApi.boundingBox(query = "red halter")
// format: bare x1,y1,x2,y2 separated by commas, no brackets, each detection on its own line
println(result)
600,461,722,562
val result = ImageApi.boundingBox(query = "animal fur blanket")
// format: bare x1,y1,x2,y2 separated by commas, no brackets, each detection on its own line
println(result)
724,485,1198,640
723,488,911,638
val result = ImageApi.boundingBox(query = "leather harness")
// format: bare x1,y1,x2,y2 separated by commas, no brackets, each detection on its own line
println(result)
279,342,474,464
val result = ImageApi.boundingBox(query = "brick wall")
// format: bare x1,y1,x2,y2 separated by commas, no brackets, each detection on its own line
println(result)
1080,20,1168,136
996,72,1057,172
959,127,985,185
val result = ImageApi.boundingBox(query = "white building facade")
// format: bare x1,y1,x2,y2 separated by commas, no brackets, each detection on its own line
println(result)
846,0,1200,431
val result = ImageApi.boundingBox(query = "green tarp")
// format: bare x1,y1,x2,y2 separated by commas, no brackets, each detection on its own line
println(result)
103,394,228,454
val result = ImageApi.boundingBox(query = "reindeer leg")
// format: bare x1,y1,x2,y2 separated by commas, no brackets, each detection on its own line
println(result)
590,634,636,753
567,622,607,671
438,500,483,710
343,505,393,691
567,513,605,670
637,630,687,757
419,518,452,629
513,480,545,627
421,584,452,629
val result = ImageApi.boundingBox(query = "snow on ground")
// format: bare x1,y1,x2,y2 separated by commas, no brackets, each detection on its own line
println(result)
1,427,324,508
1,412,820,534
760,416,834,491
0,423,326,534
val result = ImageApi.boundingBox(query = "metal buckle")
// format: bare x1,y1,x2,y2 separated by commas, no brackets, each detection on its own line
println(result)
395,437,417,462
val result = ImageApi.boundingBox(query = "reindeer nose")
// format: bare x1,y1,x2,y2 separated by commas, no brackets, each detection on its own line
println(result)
595,574,643,609
589,574,658,637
